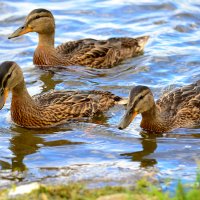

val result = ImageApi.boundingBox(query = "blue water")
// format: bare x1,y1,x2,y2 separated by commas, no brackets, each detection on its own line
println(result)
0,0,199,191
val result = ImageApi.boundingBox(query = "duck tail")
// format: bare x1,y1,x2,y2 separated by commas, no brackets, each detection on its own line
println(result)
136,35,150,50
116,97,128,105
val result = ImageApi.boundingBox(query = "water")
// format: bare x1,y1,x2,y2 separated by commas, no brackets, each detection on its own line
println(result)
0,0,200,191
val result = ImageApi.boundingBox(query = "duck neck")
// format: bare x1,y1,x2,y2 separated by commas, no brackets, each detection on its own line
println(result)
11,80,39,120
34,32,67,66
141,104,170,133
38,32,55,48
12,80,33,101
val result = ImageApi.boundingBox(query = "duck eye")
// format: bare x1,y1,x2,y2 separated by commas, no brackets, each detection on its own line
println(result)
0,89,3,96
7,73,12,79
139,95,144,100
35,15,40,20
3,73,12,89
128,107,134,114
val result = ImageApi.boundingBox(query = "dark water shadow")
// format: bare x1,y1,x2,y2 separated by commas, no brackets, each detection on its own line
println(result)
39,70,63,92
120,132,158,168
120,128,200,168
6,126,84,174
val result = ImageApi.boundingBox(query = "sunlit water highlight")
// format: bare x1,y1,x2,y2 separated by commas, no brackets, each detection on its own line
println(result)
0,0,200,191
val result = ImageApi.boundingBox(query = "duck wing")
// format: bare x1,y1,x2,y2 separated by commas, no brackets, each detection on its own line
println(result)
56,36,149,68
156,80,200,118
33,90,122,118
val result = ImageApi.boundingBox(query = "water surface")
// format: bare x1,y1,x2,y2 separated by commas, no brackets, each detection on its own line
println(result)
0,0,200,191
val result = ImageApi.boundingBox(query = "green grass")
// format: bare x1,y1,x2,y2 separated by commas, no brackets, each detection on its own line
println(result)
1,174,200,200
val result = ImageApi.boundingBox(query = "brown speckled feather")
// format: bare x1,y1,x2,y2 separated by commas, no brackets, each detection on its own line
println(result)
119,81,200,133
156,81,200,119
0,61,124,128
33,90,121,112
11,89,122,128
8,9,149,68
148,80,200,130
55,37,147,68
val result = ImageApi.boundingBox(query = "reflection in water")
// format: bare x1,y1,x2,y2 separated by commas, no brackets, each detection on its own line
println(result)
121,134,157,167
0,160,11,170
39,70,62,92
8,127,83,173
0,0,200,189
90,112,110,125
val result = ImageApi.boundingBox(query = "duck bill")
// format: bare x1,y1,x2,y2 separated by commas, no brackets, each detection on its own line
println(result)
118,109,138,130
0,89,9,110
8,25,32,39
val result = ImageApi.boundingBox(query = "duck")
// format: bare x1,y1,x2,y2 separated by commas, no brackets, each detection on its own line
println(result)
8,8,149,69
118,83,200,133
0,61,126,128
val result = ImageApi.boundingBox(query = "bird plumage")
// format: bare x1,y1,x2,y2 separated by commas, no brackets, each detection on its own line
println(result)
0,61,124,128
118,82,200,133
8,8,149,68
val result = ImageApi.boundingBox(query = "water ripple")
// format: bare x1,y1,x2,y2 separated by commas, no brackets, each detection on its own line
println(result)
0,0,199,191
